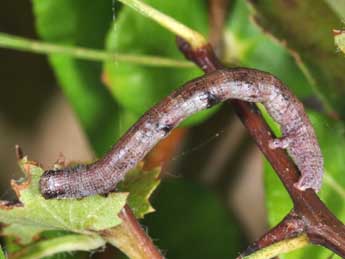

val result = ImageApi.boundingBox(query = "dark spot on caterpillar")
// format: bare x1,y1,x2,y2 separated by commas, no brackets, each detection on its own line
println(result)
282,93,290,101
116,162,128,170
157,123,174,135
205,91,220,108
41,169,62,177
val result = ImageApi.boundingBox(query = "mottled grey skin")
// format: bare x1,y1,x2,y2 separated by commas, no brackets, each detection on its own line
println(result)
39,68,323,199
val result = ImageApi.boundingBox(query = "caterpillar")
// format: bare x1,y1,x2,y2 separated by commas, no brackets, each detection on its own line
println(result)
39,68,323,199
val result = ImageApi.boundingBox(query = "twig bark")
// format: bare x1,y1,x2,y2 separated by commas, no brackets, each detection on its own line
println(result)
240,211,305,257
176,36,345,257
240,235,309,259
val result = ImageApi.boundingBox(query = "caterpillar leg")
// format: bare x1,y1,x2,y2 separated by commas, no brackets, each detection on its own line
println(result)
268,136,292,149
294,174,322,193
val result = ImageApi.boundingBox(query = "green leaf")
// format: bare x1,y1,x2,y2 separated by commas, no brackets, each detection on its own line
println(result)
0,157,128,245
265,111,345,259
143,179,246,259
0,156,161,250
1,157,161,259
118,163,161,218
10,234,105,259
31,0,130,156
246,0,345,115
0,246,5,259
104,0,218,126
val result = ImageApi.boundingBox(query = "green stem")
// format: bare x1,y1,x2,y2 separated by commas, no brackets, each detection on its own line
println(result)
9,234,105,259
118,0,207,48
101,206,163,259
241,234,309,259
0,246,4,259
0,32,193,68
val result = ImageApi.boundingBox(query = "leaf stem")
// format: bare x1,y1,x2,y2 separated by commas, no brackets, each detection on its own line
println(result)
240,235,309,259
101,205,163,259
118,0,207,49
9,234,105,259
0,32,193,68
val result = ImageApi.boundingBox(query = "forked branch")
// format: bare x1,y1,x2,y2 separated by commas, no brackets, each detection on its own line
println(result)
176,36,345,257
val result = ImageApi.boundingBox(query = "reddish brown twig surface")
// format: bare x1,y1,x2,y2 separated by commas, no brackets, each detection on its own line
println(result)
118,205,164,259
176,36,345,257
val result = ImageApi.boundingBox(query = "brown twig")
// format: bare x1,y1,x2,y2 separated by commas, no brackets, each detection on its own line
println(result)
240,211,305,257
176,36,345,257
208,0,230,52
